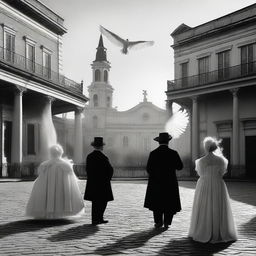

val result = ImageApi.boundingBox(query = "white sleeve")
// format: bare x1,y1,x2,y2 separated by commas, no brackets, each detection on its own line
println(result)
195,159,200,176
220,156,228,175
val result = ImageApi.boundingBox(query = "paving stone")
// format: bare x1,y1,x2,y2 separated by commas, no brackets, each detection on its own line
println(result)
0,180,255,255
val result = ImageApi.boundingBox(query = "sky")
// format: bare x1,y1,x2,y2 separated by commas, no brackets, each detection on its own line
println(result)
42,0,255,111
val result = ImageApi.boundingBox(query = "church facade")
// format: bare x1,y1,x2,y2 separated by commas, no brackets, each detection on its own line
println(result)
83,36,168,177
166,3,256,178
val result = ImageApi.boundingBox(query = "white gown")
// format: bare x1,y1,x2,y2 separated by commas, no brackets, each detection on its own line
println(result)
26,158,84,219
188,153,237,243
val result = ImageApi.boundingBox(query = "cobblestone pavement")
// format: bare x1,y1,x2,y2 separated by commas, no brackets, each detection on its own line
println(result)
0,180,255,255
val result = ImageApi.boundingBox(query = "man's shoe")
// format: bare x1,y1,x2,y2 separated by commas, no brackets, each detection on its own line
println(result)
163,224,169,230
99,220,109,224
154,223,163,228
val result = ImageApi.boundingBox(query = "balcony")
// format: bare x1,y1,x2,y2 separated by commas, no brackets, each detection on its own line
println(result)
168,61,256,91
0,46,83,94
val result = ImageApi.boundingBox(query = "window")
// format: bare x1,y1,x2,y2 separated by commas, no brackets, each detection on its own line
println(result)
106,96,111,108
198,56,209,84
24,37,36,72
26,44,35,71
43,51,51,79
4,31,15,62
181,62,188,87
104,70,108,82
217,50,230,80
241,44,256,75
95,69,101,81
27,124,35,155
92,116,98,128
93,94,98,107
123,136,129,148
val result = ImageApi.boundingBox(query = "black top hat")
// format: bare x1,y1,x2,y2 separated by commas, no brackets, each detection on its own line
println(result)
154,132,172,143
91,137,105,147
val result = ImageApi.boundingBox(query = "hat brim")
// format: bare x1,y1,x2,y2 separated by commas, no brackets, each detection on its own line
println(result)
154,136,172,142
91,142,105,146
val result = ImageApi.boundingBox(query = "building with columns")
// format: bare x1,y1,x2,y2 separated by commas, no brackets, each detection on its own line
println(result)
83,36,168,177
167,3,256,178
0,0,88,177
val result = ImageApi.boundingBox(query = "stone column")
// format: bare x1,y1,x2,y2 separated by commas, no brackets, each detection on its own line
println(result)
74,107,84,164
191,96,199,162
166,100,173,117
231,88,240,175
11,86,26,177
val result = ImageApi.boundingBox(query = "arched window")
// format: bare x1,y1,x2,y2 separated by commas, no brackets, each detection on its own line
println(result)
123,136,129,148
104,70,108,82
106,96,111,108
95,69,101,81
93,94,98,107
92,116,98,128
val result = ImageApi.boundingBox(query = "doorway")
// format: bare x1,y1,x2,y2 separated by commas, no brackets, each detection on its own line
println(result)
3,121,12,177
245,136,256,178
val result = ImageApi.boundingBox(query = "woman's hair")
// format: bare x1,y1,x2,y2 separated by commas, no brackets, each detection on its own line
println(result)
50,144,64,158
203,137,221,153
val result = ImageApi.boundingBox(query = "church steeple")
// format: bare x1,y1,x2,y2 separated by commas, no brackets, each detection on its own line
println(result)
95,35,107,62
89,34,113,109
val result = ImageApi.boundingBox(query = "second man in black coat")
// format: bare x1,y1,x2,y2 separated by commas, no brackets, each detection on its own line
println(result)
144,132,183,229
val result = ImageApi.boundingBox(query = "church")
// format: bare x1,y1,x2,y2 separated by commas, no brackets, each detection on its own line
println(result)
83,36,168,177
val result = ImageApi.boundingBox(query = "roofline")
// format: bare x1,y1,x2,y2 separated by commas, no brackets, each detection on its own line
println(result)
172,3,256,37
171,3,256,48
2,0,67,35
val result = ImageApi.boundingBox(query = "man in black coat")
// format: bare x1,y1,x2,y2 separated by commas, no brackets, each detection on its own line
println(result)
84,137,114,225
144,132,183,229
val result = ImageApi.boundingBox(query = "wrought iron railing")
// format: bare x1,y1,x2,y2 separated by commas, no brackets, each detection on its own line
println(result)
0,46,83,93
167,61,256,91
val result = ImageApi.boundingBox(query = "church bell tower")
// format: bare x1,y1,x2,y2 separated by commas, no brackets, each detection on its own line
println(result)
88,35,114,109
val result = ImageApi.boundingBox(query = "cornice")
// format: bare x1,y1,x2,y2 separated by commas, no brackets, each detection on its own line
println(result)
0,69,88,107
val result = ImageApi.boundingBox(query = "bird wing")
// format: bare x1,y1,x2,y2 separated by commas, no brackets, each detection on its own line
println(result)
100,26,125,47
128,40,154,50
165,103,189,139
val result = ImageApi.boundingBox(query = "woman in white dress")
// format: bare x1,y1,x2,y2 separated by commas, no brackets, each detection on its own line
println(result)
26,144,84,219
189,137,237,243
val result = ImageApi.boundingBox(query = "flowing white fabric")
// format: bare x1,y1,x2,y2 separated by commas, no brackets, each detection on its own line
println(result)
26,158,84,219
189,153,238,243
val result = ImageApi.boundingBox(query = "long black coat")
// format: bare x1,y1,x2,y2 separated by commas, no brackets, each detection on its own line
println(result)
144,145,183,213
84,150,114,202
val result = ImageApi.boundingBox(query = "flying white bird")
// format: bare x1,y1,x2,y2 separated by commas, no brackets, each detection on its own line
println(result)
165,103,189,139
100,25,154,54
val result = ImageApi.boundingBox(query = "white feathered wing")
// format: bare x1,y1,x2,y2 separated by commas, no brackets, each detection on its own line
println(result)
165,103,189,139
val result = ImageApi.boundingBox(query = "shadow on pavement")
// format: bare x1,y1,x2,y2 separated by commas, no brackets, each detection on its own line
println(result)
94,227,165,255
48,224,99,242
240,216,256,236
225,182,256,207
180,181,256,207
158,237,233,256
0,219,73,239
